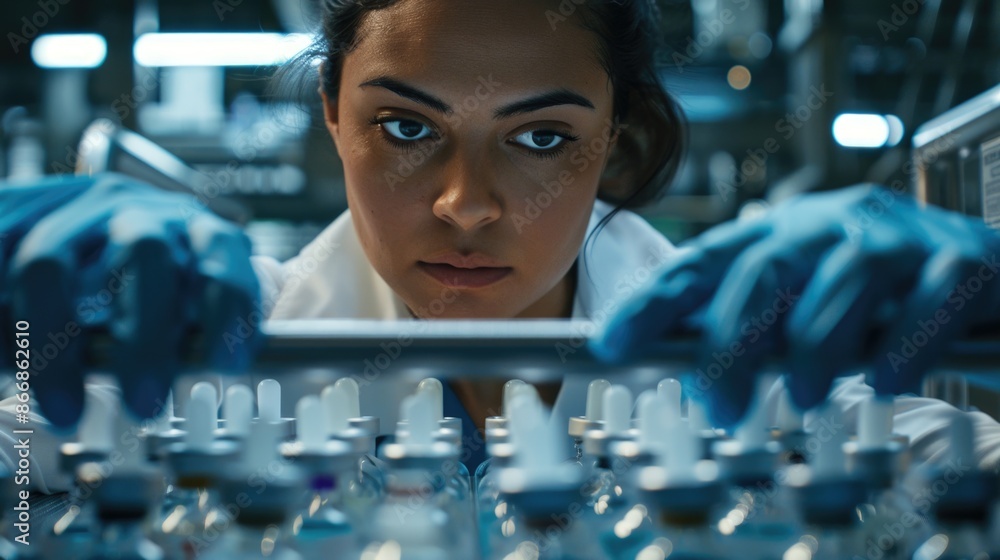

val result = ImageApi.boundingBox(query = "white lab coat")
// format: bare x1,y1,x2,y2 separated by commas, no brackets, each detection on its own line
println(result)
5,200,1000,493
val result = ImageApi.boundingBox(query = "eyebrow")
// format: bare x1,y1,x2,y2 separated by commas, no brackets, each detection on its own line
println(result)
358,77,595,119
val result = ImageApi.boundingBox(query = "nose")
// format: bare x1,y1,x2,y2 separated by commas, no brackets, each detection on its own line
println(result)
432,154,503,231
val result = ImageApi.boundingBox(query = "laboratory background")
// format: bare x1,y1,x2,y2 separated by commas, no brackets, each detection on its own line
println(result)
2,0,1000,559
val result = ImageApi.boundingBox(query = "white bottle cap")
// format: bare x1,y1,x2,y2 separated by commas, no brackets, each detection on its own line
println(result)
585,379,611,422
501,380,526,417
509,383,540,407
666,415,700,481
603,385,633,436
222,384,253,438
185,385,216,452
687,397,712,432
296,396,326,452
321,383,351,434
154,391,175,433
857,395,893,449
190,381,218,414
775,383,804,433
416,378,444,422
257,379,281,423
657,378,682,425
79,388,117,452
811,408,848,481
241,419,284,474
401,393,436,447
637,390,668,453
734,376,774,449
508,392,559,469
333,378,361,418
948,412,974,465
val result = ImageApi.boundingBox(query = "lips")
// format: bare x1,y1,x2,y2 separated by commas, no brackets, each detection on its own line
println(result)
418,254,512,289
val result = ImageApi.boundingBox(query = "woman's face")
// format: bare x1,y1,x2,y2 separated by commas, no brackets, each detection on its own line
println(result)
323,0,618,319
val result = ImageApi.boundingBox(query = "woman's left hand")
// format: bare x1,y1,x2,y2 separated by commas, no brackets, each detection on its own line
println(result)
592,184,1000,427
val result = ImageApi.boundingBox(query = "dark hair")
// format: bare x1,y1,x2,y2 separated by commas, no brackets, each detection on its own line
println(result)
281,0,685,231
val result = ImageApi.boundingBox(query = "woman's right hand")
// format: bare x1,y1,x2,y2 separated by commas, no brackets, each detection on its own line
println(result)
0,173,261,429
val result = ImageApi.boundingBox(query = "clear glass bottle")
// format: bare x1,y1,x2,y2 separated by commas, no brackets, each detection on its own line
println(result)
281,431,363,558
202,522,302,560
365,468,469,559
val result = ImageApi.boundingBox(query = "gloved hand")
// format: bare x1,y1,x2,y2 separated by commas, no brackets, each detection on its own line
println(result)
0,173,261,429
593,185,1000,428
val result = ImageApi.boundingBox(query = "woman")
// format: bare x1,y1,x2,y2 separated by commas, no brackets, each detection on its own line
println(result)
3,0,1000,494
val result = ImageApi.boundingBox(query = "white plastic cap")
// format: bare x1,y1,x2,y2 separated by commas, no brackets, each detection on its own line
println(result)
79,387,117,452
811,406,848,481
687,398,712,432
222,384,253,438
665,413,700,481
257,379,281,423
296,396,326,452
501,380,527,417
657,378,682,425
637,390,668,453
185,384,217,452
585,379,611,422
857,395,893,449
190,381,218,414
241,419,284,475
333,378,361,418
154,391,175,433
508,383,539,408
416,378,444,422
775,383,804,433
508,392,559,469
734,376,775,449
400,393,436,447
321,383,351,435
603,385,633,436
948,412,974,465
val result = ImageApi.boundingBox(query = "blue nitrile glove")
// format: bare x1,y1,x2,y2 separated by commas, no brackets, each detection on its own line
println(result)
593,185,1000,428
0,173,261,429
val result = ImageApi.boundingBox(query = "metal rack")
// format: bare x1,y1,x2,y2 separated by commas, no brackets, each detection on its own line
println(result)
77,319,1000,381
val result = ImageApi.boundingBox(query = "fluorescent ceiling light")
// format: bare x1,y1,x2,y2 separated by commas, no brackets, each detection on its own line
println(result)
832,113,904,149
32,34,107,69
134,33,313,67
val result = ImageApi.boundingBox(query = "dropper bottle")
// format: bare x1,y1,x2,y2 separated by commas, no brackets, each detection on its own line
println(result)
153,381,239,558
784,403,869,560
280,396,361,558
364,392,475,559
637,401,726,560
773,382,808,464
711,375,797,557
334,378,386,481
844,393,920,559
46,387,117,557
142,391,185,463
911,412,999,558
416,378,470,499
475,379,526,495
321,381,382,512
597,389,674,559
202,420,305,560
581,385,636,511
568,379,611,466
82,397,165,560
493,391,598,560
476,384,537,558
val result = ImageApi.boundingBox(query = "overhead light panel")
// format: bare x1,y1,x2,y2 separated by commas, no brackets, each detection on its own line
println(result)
32,34,107,69
134,33,313,67
833,113,905,149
